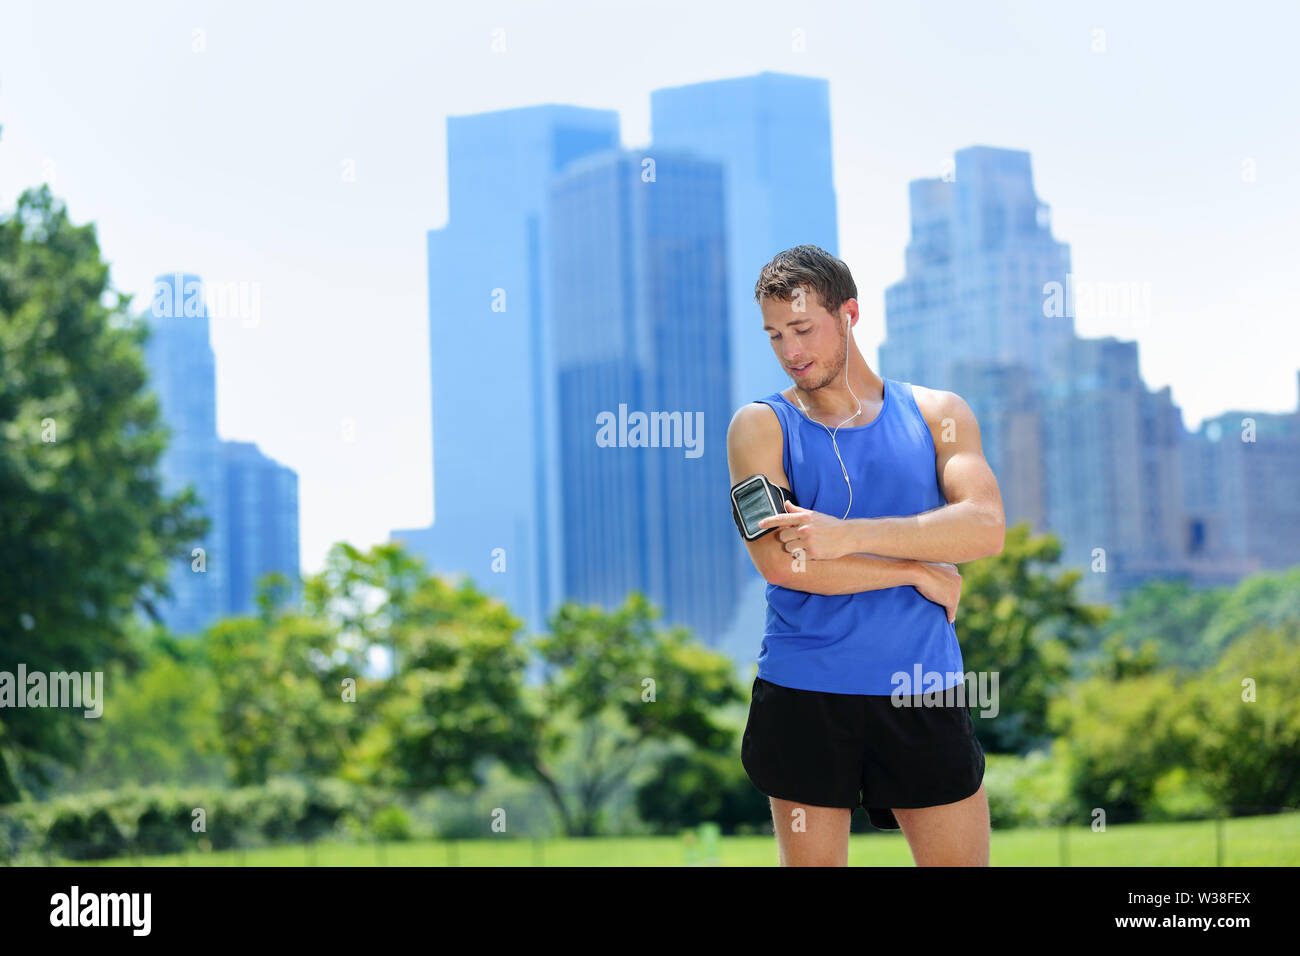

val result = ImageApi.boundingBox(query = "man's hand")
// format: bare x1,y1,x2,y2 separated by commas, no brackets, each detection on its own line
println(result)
756,502,855,561
912,560,962,623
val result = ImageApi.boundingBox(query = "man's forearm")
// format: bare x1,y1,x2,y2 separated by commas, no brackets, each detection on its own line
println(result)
845,501,1003,564
777,552,918,596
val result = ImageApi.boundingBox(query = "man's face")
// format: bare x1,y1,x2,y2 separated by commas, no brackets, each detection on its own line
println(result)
760,292,849,391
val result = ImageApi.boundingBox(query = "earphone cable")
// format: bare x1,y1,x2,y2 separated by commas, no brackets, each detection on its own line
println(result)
794,313,861,520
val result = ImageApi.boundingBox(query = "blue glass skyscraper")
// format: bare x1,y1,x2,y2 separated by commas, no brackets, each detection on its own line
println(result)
222,440,300,615
549,149,737,639
651,71,843,635
141,273,228,636
651,71,840,415
392,106,622,634
401,76,846,644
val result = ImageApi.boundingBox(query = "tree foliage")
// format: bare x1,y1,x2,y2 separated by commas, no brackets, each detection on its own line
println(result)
0,186,206,802
526,592,745,836
955,521,1109,752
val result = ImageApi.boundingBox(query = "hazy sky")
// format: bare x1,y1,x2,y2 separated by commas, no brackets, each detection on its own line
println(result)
3,0,1297,575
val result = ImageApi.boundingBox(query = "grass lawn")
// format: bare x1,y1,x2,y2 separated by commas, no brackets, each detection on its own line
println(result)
70,810,1300,866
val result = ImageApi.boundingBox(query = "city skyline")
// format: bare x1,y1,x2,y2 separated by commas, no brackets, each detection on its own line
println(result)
3,1,1297,578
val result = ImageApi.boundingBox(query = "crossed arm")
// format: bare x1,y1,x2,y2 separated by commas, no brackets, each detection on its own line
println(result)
725,388,1005,598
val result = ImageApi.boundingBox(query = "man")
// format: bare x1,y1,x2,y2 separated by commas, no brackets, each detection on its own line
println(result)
726,244,1005,866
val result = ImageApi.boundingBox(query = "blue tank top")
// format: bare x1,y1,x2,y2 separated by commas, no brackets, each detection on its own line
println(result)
753,378,966,696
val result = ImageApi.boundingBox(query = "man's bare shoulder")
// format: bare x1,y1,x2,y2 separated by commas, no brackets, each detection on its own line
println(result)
908,382,977,433
726,401,782,444
726,402,786,482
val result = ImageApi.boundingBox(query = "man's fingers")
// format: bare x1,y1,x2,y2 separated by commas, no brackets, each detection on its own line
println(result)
756,512,803,529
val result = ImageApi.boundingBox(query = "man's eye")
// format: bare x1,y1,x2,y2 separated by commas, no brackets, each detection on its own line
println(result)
796,329,811,335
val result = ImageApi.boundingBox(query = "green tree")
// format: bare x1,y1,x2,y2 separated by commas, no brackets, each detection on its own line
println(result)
0,186,206,802
1092,577,1230,671
205,542,539,797
956,522,1110,753
1046,669,1189,822
1046,620,1300,823
635,748,770,835
1199,567,1300,662
69,629,225,791
1184,621,1300,814
526,593,745,836
344,543,539,794
1085,631,1162,681
204,579,365,786
1091,567,1300,673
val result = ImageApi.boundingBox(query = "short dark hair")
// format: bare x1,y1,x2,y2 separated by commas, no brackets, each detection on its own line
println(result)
753,244,857,317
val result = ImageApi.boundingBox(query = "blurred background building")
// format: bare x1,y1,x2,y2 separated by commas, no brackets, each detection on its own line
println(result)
393,74,1300,659
141,273,301,635
880,147,1300,605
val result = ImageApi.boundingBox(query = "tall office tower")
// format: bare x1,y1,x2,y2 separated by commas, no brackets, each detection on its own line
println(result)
1181,376,1300,583
391,106,622,635
221,440,301,615
650,72,840,415
881,146,1074,391
651,71,841,634
1043,337,1187,602
141,273,229,636
549,149,738,641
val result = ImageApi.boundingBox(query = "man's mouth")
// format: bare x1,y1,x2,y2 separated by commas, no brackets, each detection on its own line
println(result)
790,361,813,377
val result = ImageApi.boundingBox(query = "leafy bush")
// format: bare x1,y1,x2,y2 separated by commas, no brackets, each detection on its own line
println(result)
635,749,770,835
46,806,128,860
982,750,1072,828
1047,620,1300,824
0,777,401,862
372,804,413,842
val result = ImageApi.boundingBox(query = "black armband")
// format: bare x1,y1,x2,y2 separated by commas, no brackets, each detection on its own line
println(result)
730,474,797,541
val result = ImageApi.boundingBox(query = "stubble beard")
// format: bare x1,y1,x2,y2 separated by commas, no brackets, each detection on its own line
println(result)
805,330,848,393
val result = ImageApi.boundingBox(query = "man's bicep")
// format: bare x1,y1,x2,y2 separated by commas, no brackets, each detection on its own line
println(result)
726,403,789,488
939,449,1003,516
933,391,1003,516
726,404,795,584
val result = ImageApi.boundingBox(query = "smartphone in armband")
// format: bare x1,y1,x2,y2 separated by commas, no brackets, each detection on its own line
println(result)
730,474,797,542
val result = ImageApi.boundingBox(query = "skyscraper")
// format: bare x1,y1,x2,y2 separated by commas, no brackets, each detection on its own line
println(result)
881,146,1074,390
141,273,229,636
400,75,846,642
651,72,843,628
392,106,622,634
222,440,300,615
880,147,1300,603
1042,337,1187,602
651,71,840,415
549,148,737,639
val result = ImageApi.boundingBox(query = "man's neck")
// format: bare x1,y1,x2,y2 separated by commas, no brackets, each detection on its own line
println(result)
788,354,883,422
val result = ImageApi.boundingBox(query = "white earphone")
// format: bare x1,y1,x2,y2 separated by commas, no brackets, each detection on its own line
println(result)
793,313,861,520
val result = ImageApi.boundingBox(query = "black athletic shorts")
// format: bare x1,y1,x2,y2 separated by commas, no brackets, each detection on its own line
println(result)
740,675,985,830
